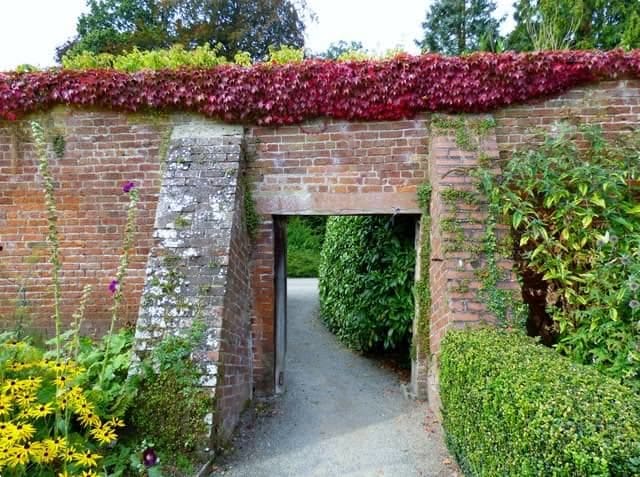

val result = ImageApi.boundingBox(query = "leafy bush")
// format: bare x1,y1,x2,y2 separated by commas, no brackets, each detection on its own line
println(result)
480,123,640,387
287,216,326,278
440,328,640,477
318,215,415,351
62,44,250,71
130,327,212,471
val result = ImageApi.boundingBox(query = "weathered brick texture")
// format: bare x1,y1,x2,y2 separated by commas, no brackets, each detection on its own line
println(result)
0,110,167,335
2,80,640,431
247,117,430,394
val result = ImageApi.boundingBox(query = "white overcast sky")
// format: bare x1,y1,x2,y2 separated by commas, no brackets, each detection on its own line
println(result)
0,0,515,71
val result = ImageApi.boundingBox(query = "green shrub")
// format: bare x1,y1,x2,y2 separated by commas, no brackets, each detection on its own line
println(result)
130,329,212,465
479,123,640,387
440,328,640,477
287,216,326,278
318,215,415,351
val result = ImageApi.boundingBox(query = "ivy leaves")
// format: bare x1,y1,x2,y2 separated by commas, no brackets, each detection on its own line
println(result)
3,50,640,124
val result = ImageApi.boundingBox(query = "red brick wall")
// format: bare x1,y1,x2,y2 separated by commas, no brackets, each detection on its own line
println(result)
495,80,640,159
246,117,430,393
217,179,253,435
2,80,640,401
0,110,168,336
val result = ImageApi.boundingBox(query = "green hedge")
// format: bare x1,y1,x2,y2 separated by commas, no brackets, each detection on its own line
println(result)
287,216,326,277
440,328,640,476
318,215,415,351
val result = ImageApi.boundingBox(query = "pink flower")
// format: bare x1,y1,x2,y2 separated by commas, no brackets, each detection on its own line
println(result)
108,280,118,294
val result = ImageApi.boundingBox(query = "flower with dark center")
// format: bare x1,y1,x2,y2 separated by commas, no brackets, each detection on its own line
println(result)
629,281,640,292
108,280,118,294
629,300,640,310
142,447,158,468
122,181,136,193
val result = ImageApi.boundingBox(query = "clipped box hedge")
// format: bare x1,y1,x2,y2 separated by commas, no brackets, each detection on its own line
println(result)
440,329,640,476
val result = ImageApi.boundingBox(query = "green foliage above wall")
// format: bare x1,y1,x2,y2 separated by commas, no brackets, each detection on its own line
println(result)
440,328,640,476
318,215,416,352
56,0,308,62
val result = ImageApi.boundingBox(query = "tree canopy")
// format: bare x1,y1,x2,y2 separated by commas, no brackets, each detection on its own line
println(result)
57,0,308,62
508,0,640,51
416,0,503,55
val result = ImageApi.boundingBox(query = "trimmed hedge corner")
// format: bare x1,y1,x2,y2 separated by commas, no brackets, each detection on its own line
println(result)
440,328,640,477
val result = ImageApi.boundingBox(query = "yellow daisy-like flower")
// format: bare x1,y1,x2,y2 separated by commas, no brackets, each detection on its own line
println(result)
58,471,71,477
27,402,54,419
43,436,67,455
6,444,30,467
77,410,101,428
0,395,12,417
54,374,69,388
73,449,101,467
2,379,19,394
25,376,43,391
109,417,126,428
14,391,37,408
32,440,56,464
13,422,36,442
81,470,98,477
90,422,118,445
63,446,77,463
56,393,71,411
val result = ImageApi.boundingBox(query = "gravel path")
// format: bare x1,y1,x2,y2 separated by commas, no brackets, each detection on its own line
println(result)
212,278,456,477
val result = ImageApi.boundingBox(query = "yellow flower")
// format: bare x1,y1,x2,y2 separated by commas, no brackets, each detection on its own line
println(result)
73,449,101,467
32,440,56,464
63,446,77,463
15,391,37,408
43,436,67,455
2,379,19,394
13,422,35,442
81,471,98,477
0,395,12,417
6,444,30,467
78,410,101,428
54,374,70,388
109,417,126,428
90,423,118,445
27,402,54,418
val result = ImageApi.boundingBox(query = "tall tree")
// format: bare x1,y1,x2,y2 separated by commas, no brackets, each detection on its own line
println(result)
508,0,640,51
56,0,308,62
416,0,503,55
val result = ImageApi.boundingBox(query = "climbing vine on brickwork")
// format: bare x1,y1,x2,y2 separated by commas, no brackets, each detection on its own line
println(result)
2,50,640,124
432,115,526,328
413,183,432,360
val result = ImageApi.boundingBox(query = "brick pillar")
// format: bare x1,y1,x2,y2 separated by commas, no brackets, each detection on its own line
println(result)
427,114,520,414
133,119,251,437
250,216,276,394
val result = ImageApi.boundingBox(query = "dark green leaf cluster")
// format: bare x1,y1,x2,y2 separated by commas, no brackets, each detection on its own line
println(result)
130,326,212,461
318,216,415,351
440,328,640,476
56,0,307,62
287,216,326,277
482,123,640,388
417,0,503,55
508,0,640,51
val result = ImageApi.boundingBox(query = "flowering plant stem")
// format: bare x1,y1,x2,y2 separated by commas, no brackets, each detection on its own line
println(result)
31,121,63,360
99,187,139,387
